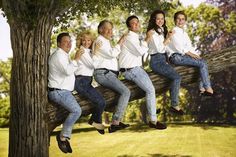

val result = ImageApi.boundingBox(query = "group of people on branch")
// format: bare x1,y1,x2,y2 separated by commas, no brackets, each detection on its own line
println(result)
48,10,214,153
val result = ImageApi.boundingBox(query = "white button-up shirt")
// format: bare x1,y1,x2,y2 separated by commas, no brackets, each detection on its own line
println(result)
48,48,78,91
119,31,148,68
92,35,121,71
74,46,94,76
167,26,196,56
148,30,166,55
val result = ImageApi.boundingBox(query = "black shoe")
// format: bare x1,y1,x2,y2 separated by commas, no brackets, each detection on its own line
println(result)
119,122,130,128
170,106,184,115
65,140,72,153
148,121,167,130
108,124,123,133
56,134,68,153
88,119,105,135
156,108,161,114
201,91,214,96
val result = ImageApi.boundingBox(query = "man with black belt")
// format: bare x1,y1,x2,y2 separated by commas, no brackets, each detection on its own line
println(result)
119,15,167,130
93,20,131,133
48,32,81,153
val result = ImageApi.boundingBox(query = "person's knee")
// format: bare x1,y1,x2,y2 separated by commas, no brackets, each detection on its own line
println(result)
122,87,131,97
120,87,131,101
175,74,181,82
146,85,155,95
96,98,106,110
73,105,82,117
200,60,207,68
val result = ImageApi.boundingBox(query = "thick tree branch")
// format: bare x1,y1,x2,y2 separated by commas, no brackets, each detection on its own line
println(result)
47,46,236,133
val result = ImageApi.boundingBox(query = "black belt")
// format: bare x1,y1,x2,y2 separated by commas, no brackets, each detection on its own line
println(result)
48,87,60,91
96,68,119,76
150,53,166,57
75,75,92,78
120,68,133,72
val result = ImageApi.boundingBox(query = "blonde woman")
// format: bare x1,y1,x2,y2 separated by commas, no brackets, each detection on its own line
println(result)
74,30,106,134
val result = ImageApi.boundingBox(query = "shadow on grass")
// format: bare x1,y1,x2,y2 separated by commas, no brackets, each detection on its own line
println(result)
167,122,236,130
51,126,96,136
51,122,236,136
122,123,151,133
117,153,192,157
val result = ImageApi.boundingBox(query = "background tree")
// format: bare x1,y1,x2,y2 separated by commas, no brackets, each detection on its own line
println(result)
0,59,11,127
183,0,236,123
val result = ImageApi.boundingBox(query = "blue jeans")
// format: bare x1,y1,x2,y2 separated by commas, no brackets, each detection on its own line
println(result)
74,76,106,123
48,89,81,139
94,69,130,121
123,66,157,122
150,53,181,107
170,53,211,89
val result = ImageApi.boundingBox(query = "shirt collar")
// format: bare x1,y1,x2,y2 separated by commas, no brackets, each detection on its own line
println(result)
98,35,110,42
58,48,69,56
174,26,185,33
81,46,91,52
128,30,139,38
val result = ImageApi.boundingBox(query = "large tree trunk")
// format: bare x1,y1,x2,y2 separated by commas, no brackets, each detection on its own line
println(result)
47,46,236,132
1,0,72,156
8,16,53,157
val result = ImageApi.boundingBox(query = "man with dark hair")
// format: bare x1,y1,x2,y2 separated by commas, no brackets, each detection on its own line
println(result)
174,10,187,22
168,11,214,96
48,32,81,153
119,15,167,130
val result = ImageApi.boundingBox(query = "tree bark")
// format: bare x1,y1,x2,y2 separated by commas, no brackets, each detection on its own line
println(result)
8,16,53,157
47,46,236,133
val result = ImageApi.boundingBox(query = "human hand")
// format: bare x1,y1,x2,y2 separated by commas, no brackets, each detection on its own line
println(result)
74,47,84,61
164,30,175,45
93,41,102,55
186,51,201,59
167,30,175,38
118,33,128,45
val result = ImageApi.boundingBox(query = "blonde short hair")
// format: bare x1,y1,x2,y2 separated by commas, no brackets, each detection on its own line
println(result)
76,30,96,48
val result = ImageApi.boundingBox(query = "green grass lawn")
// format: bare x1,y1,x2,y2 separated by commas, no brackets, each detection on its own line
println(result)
1,123,236,157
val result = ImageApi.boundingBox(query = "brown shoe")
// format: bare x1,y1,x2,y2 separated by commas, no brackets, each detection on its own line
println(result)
149,121,167,130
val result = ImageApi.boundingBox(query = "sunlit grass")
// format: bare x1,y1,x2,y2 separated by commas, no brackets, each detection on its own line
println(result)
1,123,236,157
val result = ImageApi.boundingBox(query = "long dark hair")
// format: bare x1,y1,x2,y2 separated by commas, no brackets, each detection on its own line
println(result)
147,10,168,38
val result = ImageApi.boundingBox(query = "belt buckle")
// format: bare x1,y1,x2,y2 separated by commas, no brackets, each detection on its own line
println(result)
120,68,125,72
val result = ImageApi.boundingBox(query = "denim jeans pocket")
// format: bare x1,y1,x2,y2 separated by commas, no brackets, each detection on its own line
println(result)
124,70,136,81
48,90,64,103
171,54,182,64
